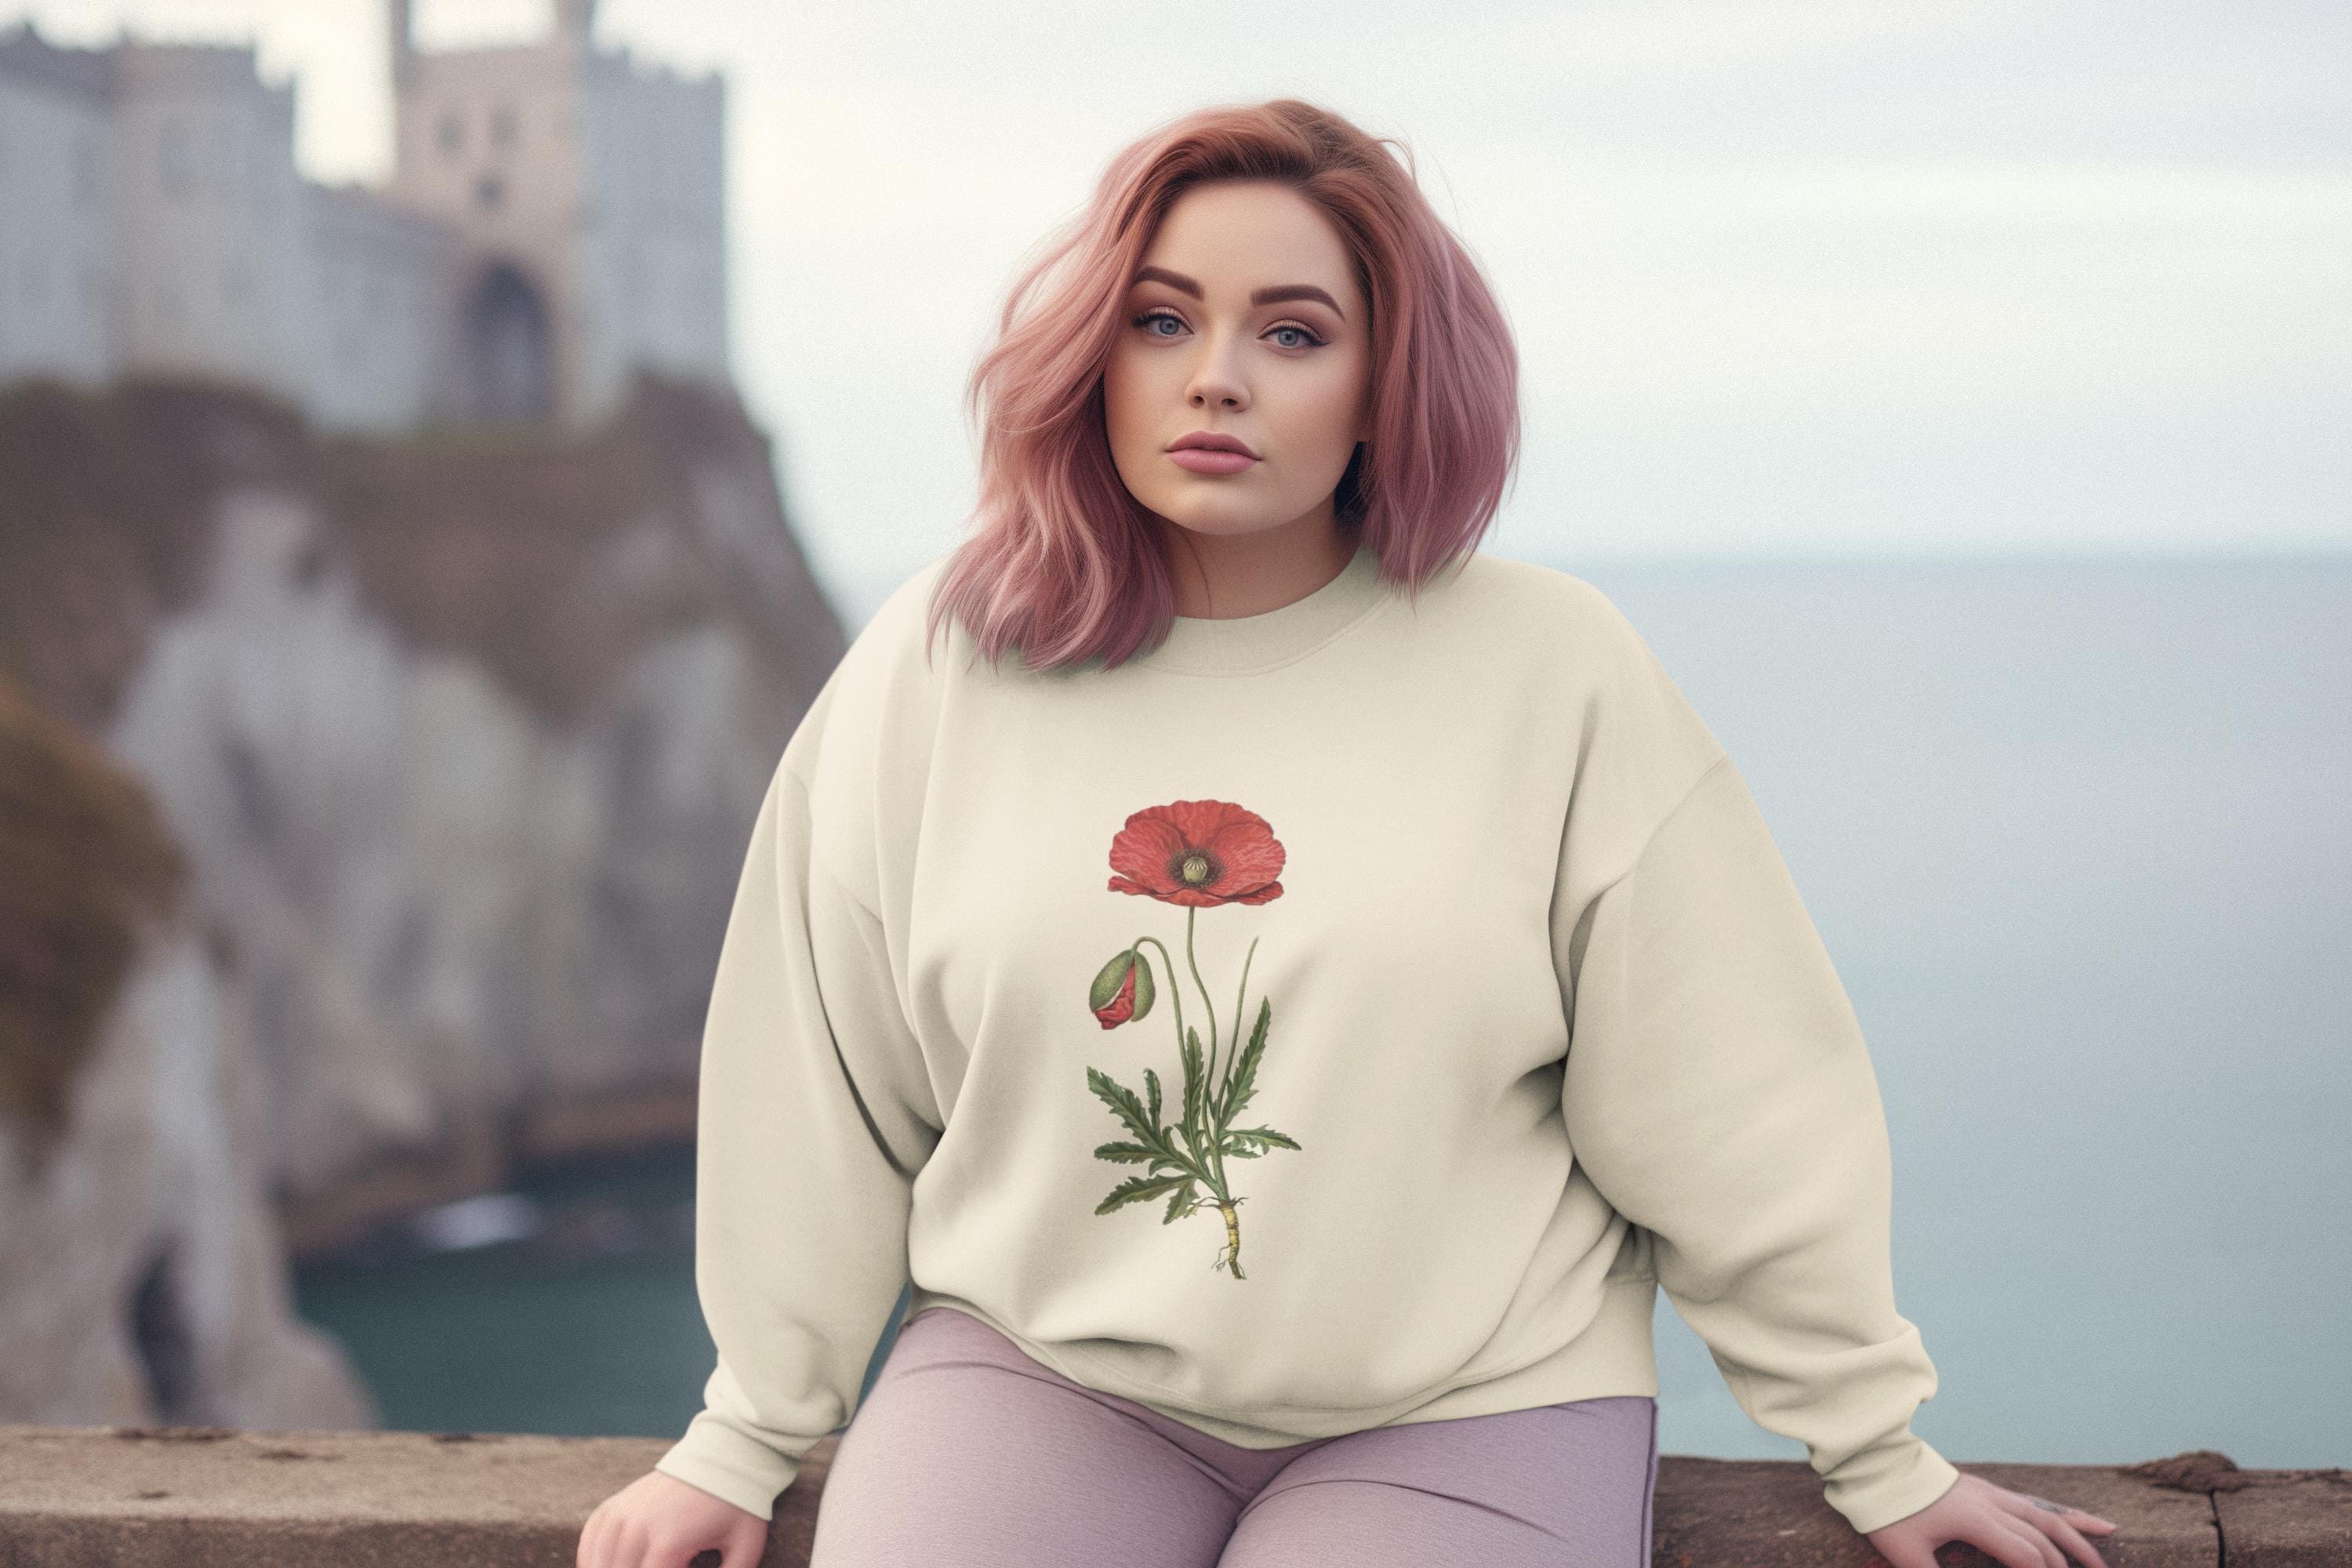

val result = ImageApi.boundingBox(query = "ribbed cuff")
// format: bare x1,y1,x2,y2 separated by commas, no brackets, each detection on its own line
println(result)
1825,1436,1963,1537
651,1411,805,1523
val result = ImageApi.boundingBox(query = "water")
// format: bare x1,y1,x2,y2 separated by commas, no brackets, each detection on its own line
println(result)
292,553,2352,1470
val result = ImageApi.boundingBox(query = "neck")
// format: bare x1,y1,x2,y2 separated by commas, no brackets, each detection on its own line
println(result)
1162,510,1356,622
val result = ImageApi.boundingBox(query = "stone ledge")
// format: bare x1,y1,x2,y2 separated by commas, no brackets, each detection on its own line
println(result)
1,1424,2343,1566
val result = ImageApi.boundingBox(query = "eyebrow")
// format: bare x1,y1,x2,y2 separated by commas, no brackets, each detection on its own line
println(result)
1131,265,1345,321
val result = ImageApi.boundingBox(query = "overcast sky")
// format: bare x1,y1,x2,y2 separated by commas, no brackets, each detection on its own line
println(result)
9,0,2347,614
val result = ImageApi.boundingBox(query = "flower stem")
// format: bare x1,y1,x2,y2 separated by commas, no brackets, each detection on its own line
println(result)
1184,906,1221,1112
1132,935,1186,1057
1223,937,1258,1111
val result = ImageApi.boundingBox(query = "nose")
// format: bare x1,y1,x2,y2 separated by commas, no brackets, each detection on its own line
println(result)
1185,333,1249,412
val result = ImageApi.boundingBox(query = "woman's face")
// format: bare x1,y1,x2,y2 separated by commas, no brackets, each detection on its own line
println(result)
1102,180,1373,546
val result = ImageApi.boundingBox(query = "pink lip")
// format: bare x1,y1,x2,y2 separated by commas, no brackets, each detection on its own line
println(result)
1169,430,1260,459
1169,448,1258,475
1167,430,1259,474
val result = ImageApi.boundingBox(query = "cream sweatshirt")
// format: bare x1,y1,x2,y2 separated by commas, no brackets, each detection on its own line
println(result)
652,535,1962,1537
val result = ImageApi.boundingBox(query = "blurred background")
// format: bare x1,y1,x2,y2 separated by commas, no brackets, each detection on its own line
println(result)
0,0,2343,1486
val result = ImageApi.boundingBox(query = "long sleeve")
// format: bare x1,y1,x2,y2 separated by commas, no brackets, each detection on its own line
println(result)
1559,752,1962,1537
652,757,942,1521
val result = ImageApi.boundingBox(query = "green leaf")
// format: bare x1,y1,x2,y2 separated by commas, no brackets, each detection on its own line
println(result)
1161,1181,1200,1225
1086,1066,1159,1145
1095,1172,1192,1215
1224,997,1272,1122
1143,1066,1163,1130
1180,1026,1205,1141
1092,1140,1156,1164
1222,1124,1301,1157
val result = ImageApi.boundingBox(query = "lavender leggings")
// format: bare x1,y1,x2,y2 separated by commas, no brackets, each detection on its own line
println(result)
809,1305,1659,1567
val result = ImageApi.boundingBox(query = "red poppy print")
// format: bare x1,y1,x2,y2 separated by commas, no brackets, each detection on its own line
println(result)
1085,797,1301,1281
1106,800,1285,908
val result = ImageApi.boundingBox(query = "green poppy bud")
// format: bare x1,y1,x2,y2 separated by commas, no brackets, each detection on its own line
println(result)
1088,946,1154,1028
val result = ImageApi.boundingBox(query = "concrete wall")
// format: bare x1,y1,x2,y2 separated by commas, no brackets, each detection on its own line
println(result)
0,1425,2343,1566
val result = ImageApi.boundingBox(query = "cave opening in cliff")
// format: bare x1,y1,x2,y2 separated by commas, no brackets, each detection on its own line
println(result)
128,1243,200,1425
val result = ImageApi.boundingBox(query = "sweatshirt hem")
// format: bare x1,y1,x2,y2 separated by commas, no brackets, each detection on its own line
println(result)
903,1271,1663,1449
652,1417,808,1523
1830,1442,1965,1537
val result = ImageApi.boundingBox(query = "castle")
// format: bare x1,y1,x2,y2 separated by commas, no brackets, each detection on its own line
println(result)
0,0,731,433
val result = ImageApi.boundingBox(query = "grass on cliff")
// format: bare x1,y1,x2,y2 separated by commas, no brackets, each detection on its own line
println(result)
0,673,189,1181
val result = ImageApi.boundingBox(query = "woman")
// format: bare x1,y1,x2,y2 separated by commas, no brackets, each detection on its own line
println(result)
578,100,2120,1568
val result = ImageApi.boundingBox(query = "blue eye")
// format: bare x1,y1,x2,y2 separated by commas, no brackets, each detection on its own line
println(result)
1130,310,1327,350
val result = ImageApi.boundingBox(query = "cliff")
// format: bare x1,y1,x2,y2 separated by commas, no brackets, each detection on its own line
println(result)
0,674,374,1428
0,369,847,1264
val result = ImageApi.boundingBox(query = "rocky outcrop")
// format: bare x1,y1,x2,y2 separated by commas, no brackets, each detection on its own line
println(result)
0,370,847,1258
0,676,372,1428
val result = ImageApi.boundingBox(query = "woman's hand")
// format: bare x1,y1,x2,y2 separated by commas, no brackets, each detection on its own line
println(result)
576,1468,770,1568
1867,1471,2118,1568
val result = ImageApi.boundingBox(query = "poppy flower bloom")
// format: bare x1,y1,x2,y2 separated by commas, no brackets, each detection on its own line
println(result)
1106,800,1285,909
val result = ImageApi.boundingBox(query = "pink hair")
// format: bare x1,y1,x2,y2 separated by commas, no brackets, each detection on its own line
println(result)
924,98,1520,673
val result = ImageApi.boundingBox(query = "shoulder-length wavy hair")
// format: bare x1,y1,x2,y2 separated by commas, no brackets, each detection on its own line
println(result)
924,98,1519,673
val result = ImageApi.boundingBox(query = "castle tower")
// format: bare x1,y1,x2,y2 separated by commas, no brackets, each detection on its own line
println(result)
387,0,412,92
379,0,728,430
554,0,600,42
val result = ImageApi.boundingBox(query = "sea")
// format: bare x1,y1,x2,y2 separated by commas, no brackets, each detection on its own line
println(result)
292,552,2352,1472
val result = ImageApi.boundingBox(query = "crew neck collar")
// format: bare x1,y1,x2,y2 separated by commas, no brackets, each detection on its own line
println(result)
1132,533,1392,677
